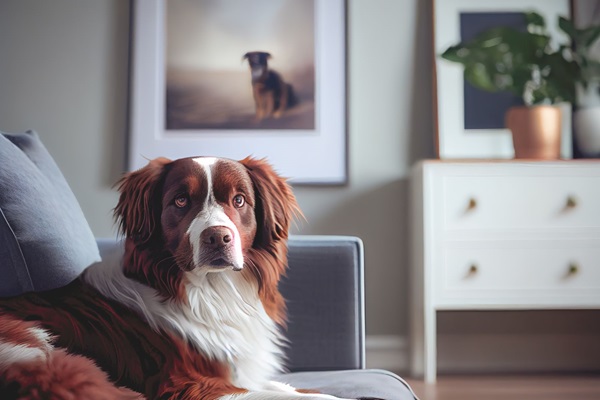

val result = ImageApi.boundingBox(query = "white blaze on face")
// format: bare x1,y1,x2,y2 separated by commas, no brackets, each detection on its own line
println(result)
251,66,264,80
187,158,244,271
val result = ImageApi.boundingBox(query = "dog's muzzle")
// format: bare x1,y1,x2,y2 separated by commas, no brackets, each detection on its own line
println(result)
251,67,264,80
200,226,243,271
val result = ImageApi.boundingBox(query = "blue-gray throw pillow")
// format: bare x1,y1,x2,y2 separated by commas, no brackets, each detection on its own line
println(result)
0,130,100,296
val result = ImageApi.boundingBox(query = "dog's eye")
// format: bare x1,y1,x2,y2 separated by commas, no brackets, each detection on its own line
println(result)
174,195,188,208
233,194,245,208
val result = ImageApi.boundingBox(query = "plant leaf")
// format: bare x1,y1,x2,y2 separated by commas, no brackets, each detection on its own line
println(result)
441,45,467,63
464,64,498,92
558,16,576,39
526,12,546,29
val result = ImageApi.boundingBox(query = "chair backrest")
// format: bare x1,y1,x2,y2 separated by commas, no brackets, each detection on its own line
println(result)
282,235,365,372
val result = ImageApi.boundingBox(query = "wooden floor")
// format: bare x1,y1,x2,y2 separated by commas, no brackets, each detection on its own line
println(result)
404,374,600,400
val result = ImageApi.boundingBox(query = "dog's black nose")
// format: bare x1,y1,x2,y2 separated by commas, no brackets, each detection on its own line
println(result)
201,226,233,248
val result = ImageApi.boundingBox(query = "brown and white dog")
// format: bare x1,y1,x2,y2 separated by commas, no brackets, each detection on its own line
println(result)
0,157,367,400
243,51,297,121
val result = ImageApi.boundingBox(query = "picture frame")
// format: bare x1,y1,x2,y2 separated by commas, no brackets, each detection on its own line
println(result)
129,0,347,184
433,0,572,159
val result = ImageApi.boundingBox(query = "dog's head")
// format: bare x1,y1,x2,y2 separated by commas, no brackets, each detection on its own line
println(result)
114,156,299,320
243,51,271,81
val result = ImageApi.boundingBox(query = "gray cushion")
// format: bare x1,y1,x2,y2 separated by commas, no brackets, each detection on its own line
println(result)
281,236,365,371
0,130,100,296
278,369,418,400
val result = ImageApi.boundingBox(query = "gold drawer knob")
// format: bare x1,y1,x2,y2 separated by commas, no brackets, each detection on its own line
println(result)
467,198,477,210
469,264,478,274
568,263,579,275
566,196,578,209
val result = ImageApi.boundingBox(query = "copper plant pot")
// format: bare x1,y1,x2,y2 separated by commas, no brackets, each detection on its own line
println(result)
505,105,562,159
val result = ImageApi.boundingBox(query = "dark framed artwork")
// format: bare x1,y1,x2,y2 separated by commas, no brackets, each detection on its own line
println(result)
433,0,572,159
129,0,347,184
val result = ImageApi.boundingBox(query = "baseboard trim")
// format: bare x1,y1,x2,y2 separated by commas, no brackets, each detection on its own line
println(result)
365,335,408,372
366,331,600,375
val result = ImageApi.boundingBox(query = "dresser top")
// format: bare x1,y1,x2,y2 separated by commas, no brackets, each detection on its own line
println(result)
413,159,600,177
418,159,600,165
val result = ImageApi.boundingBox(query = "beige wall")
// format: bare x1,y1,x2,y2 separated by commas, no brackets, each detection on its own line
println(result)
0,0,130,237
0,0,434,338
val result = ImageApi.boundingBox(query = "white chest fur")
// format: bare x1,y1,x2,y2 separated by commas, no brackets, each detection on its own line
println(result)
84,257,285,391
171,271,286,389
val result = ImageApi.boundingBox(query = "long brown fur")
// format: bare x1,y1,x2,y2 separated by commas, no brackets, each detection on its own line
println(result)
0,283,243,399
1,342,142,400
240,157,302,324
113,157,188,300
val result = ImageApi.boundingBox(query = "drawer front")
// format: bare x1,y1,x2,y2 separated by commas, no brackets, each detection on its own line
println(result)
441,175,600,231
434,240,600,308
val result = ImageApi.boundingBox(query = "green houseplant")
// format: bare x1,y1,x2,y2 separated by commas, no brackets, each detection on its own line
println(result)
440,12,579,159
441,12,578,106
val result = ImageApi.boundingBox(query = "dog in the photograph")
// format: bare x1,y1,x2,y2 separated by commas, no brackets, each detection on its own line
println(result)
0,156,380,400
243,51,297,120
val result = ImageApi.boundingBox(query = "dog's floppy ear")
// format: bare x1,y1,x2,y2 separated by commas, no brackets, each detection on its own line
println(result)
114,157,171,244
240,157,301,247
242,51,272,62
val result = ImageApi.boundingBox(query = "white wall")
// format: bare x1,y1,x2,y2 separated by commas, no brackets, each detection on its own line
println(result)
0,0,129,237
293,0,434,337
0,0,434,340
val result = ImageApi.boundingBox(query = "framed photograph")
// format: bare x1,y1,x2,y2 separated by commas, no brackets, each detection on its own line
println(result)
433,0,572,159
129,0,347,184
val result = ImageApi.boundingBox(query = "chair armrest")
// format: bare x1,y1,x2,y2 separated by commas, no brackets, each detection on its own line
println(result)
282,236,365,372
95,236,366,372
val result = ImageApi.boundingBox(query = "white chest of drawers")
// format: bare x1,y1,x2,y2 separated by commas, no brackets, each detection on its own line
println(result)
409,160,600,382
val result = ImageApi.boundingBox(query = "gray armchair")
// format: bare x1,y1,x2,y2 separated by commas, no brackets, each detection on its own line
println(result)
95,236,418,400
